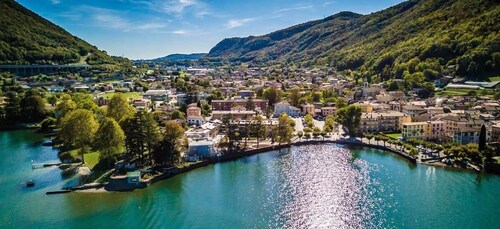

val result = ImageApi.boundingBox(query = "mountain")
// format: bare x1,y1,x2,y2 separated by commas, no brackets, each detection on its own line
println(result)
208,0,500,80
152,53,207,62
0,0,123,66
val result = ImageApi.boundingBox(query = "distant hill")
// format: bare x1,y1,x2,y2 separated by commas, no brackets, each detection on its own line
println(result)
208,0,500,80
0,0,123,66
151,53,207,62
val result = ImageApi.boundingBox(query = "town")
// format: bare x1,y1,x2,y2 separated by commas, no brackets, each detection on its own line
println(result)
1,62,499,190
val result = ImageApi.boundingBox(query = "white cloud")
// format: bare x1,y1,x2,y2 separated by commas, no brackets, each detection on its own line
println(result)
172,30,188,34
50,0,61,4
225,18,256,29
274,5,313,13
80,6,169,32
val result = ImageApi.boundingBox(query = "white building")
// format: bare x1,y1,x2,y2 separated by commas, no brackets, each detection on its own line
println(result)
274,102,301,117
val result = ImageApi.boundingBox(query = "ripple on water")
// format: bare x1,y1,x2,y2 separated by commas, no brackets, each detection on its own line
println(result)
258,144,392,229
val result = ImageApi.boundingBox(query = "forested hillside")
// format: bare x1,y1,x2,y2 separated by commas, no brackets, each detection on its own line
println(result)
0,0,123,66
208,0,500,81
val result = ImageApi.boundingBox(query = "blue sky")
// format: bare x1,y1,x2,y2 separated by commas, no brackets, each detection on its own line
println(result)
17,0,404,59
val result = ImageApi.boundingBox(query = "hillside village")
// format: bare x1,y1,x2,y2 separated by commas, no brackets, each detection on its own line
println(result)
2,63,499,179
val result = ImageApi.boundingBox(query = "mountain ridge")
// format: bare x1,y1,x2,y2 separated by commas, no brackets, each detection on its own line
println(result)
0,0,123,66
207,0,500,80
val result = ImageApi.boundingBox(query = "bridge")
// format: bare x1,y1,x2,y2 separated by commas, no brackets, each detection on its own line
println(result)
0,64,90,77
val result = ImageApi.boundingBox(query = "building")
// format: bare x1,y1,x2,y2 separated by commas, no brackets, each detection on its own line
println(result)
360,111,411,133
237,90,255,98
402,121,447,140
320,107,337,117
188,140,215,157
212,110,256,120
186,103,204,126
132,99,151,111
402,105,426,117
453,128,481,145
302,104,315,116
143,90,168,101
274,102,301,117
211,99,267,111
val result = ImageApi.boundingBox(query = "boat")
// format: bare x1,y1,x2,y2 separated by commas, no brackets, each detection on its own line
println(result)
26,180,35,187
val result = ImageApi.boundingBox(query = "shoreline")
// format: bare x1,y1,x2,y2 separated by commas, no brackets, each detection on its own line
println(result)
73,139,418,193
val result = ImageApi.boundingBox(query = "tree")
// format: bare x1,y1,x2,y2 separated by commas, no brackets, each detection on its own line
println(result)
288,87,301,107
20,95,46,122
335,97,347,108
479,125,487,151
122,111,161,163
72,93,98,111
56,94,77,118
153,120,186,166
59,109,99,164
324,114,335,132
107,94,135,123
336,105,362,138
4,92,20,122
273,113,294,145
365,134,374,144
263,87,280,107
47,95,58,106
94,118,125,162
171,109,185,120
245,98,256,111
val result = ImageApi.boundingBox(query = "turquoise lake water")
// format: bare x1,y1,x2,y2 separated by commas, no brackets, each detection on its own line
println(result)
1,129,499,228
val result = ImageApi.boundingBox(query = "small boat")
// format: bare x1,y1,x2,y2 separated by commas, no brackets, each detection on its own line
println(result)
26,180,35,187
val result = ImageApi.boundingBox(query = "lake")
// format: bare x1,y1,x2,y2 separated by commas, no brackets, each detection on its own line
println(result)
1,129,499,228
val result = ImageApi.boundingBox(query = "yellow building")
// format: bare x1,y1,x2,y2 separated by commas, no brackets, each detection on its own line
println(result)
402,121,446,140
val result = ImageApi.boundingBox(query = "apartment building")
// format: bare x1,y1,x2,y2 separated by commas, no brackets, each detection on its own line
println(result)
402,121,447,140
359,111,411,133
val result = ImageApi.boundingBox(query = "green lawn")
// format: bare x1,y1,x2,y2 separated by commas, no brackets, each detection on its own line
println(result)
101,92,142,100
489,76,500,82
385,133,402,139
67,149,100,169
436,87,494,96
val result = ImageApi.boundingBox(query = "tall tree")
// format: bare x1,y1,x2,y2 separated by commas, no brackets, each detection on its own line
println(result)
94,117,125,162
4,91,20,122
107,93,135,123
479,125,487,151
59,109,98,164
263,87,280,107
336,105,362,138
20,95,46,122
245,97,256,111
288,87,301,107
56,94,77,118
273,113,294,145
153,120,186,166
122,111,161,163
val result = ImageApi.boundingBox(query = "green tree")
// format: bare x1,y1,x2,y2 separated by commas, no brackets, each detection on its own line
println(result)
20,95,46,122
245,97,256,111
72,93,98,111
479,125,487,151
94,117,125,162
107,94,135,123
336,105,362,138
153,120,186,166
59,109,99,164
335,97,347,108
288,87,301,107
4,92,20,122
55,94,77,118
122,111,161,163
273,113,294,145
263,87,280,107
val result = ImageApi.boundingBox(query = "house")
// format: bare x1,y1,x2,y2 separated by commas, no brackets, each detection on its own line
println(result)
302,104,315,116
188,140,215,157
211,110,256,120
132,99,151,111
143,90,168,101
320,107,337,117
402,105,426,117
237,90,255,98
126,171,141,185
186,103,204,126
274,102,301,117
